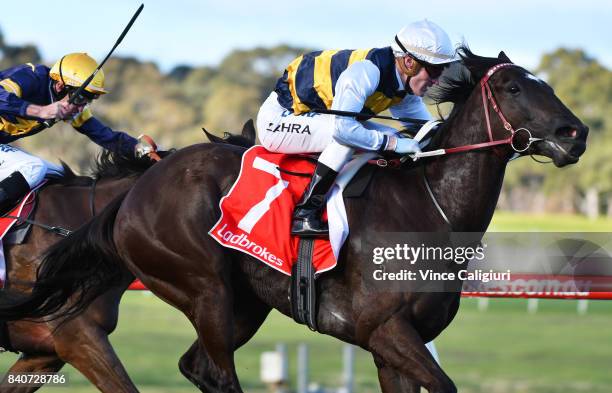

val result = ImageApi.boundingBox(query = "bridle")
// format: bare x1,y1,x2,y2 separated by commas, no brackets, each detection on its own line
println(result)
445,62,542,155
373,63,548,228
478,63,542,154
396,62,543,162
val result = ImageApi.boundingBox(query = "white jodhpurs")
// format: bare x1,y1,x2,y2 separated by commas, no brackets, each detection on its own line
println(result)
0,145,64,188
256,92,399,172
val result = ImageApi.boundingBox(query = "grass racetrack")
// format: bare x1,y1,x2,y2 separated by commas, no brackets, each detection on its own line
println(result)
1,212,611,392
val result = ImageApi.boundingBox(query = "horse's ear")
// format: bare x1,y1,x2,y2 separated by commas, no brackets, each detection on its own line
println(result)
202,127,225,144
241,119,256,144
498,51,512,63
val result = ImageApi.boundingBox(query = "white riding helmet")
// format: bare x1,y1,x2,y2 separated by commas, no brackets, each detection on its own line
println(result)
391,19,456,65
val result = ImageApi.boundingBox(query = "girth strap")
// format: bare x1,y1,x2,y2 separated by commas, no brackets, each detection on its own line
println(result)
290,238,318,331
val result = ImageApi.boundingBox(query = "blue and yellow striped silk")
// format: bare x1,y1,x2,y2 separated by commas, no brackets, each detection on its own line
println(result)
275,47,406,116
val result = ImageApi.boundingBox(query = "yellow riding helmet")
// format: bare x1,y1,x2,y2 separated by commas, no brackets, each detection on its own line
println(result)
49,53,108,94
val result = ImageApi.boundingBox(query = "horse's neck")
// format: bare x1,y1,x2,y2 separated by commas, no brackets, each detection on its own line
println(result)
427,98,510,232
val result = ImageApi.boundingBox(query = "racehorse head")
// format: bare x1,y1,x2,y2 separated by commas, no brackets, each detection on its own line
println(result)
431,46,588,167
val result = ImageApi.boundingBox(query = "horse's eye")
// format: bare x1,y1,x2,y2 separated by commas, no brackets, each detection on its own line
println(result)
507,84,520,95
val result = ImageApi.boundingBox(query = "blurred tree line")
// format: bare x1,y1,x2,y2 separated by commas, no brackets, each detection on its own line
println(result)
1,28,610,217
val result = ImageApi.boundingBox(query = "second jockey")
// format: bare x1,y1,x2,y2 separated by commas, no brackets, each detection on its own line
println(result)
0,52,147,214
256,20,457,237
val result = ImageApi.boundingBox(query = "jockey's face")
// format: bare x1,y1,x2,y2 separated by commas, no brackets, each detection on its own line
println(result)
53,81,97,113
408,63,438,97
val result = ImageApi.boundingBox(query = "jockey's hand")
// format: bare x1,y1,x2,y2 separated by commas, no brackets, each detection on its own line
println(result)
134,134,162,161
134,142,152,158
394,138,422,154
38,96,82,120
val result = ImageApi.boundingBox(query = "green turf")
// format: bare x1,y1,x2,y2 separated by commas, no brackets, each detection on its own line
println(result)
490,211,612,232
1,213,611,392
2,295,610,392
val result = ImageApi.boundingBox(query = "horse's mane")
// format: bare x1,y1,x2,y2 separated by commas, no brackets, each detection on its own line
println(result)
424,45,510,150
91,149,159,180
429,46,507,106
54,150,161,186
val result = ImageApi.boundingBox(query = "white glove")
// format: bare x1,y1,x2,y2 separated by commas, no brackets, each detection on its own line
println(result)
394,138,422,154
134,141,153,158
134,134,161,158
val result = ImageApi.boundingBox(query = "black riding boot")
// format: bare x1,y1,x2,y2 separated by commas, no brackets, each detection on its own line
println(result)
0,171,31,216
291,162,338,238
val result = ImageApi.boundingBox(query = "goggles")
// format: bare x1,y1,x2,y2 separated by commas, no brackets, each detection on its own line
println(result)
408,54,446,79
66,87,100,105
422,62,445,79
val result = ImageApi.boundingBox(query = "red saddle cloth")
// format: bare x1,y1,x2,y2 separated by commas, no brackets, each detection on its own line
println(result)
0,188,38,239
209,146,337,276
0,187,39,288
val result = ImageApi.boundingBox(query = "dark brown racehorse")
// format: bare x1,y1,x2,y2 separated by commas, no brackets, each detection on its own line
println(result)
0,151,157,393
0,48,589,392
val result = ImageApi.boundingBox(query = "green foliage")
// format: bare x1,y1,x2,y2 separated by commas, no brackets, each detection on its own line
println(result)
538,48,611,133
0,27,41,70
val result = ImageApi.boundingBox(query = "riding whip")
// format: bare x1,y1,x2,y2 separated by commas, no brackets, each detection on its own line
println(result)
311,108,428,127
41,3,145,129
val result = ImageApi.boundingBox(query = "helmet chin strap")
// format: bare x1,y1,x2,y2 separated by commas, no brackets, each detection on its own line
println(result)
58,55,67,86
51,55,71,101
395,57,420,93
50,80,68,101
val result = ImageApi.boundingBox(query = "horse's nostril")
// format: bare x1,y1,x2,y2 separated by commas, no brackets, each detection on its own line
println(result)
556,126,578,139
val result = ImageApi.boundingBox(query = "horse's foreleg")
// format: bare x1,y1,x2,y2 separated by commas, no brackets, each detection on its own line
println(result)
1,353,64,393
374,356,421,393
369,315,456,393
52,321,138,393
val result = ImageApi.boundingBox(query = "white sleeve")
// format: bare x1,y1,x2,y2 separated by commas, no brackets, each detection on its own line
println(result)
389,94,432,127
331,60,389,151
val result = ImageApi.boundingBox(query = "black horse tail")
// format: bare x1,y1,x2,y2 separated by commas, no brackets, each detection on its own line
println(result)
0,193,127,321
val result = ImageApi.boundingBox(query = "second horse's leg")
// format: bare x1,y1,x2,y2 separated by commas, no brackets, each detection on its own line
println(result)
51,287,139,393
1,353,64,393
